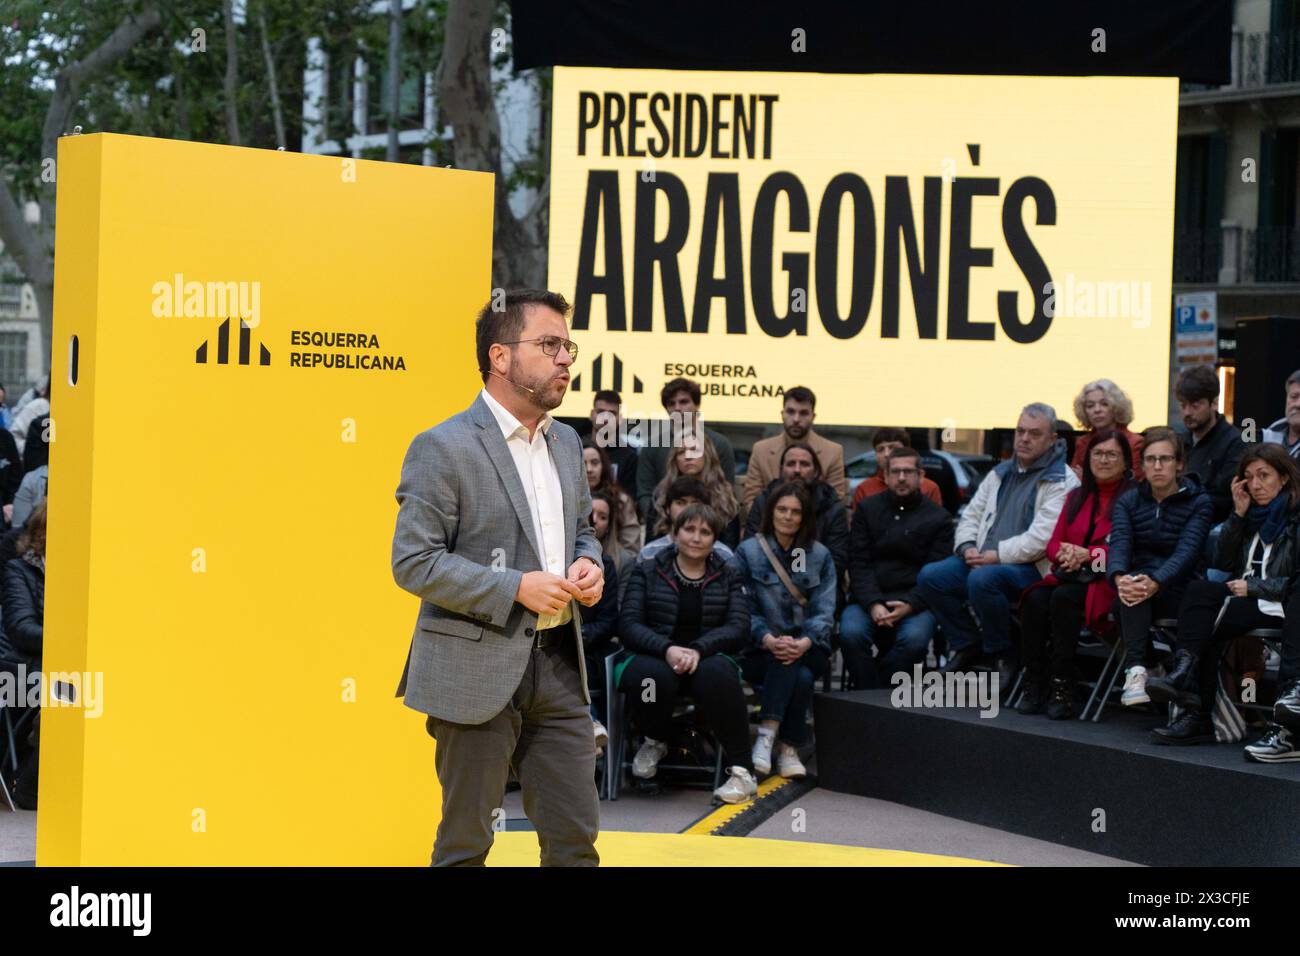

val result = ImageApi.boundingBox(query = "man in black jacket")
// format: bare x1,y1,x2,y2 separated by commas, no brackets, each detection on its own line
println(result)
1177,365,1246,524
840,448,954,689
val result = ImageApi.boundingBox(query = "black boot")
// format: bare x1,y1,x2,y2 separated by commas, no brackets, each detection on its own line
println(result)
1016,672,1048,715
1273,678,1300,729
1151,703,1215,745
1144,649,1199,706
1045,677,1077,720
942,645,982,673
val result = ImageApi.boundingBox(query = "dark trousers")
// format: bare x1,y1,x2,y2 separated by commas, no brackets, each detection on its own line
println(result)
1113,587,1183,669
739,647,828,747
1018,581,1089,679
425,623,599,867
618,653,752,771
1176,579,1300,710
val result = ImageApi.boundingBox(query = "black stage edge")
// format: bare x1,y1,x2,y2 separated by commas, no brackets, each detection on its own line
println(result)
814,689,1300,866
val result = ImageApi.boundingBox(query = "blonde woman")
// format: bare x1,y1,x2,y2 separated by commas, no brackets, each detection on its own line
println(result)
1071,378,1144,480
652,434,740,547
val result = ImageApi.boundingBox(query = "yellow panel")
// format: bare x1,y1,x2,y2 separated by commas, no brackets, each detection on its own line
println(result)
40,133,493,864
548,70,1178,430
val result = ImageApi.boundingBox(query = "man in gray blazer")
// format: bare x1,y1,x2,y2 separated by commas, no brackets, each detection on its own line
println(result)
392,289,606,866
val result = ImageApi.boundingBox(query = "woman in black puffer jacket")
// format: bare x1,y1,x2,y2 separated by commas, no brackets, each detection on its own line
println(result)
616,502,757,803
1146,445,1300,753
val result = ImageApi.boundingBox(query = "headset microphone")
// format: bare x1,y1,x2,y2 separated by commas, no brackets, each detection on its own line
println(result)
487,369,537,395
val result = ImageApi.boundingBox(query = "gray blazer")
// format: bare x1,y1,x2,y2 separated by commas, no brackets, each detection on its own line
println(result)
391,391,603,724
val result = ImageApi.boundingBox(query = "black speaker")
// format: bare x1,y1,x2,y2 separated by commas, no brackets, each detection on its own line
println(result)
1233,316,1300,431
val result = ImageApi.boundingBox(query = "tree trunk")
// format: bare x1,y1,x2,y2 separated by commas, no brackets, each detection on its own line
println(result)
257,0,286,149
223,0,242,146
438,0,547,289
386,0,402,162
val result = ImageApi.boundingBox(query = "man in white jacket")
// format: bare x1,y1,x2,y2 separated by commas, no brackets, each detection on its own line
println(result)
916,403,1079,687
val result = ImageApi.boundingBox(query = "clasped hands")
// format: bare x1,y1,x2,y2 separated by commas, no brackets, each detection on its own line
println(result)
762,632,811,665
514,559,604,617
1115,573,1159,607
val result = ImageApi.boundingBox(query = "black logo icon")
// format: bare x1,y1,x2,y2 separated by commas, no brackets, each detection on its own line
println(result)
196,318,271,366
570,353,642,393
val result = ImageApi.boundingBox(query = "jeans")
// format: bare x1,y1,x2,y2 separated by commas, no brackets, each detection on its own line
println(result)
916,554,1041,656
739,647,828,747
838,602,937,689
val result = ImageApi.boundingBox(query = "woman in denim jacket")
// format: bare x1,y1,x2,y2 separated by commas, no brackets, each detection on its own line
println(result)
730,481,837,779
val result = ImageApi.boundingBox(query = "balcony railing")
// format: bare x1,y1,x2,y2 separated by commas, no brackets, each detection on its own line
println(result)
1181,29,1300,93
1171,225,1300,284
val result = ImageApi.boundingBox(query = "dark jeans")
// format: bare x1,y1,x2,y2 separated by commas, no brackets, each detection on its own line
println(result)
1018,580,1089,680
739,647,829,747
1112,587,1183,669
1176,579,1300,710
618,653,752,771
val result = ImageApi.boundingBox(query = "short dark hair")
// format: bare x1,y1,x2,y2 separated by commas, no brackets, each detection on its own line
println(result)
759,480,816,551
665,476,708,508
872,426,911,448
1174,365,1219,404
884,446,921,470
475,289,571,384
593,389,622,407
784,386,815,409
661,377,701,409
672,501,723,539
1141,426,1186,465
779,440,823,482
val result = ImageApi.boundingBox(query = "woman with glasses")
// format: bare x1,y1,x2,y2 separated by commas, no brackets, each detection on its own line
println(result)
1016,431,1136,718
1106,427,1214,707
1069,379,1144,481
1145,445,1300,753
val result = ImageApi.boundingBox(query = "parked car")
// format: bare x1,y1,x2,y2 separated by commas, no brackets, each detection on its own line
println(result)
845,449,995,516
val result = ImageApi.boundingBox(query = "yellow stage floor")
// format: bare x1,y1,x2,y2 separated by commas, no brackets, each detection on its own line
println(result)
486,830,1005,866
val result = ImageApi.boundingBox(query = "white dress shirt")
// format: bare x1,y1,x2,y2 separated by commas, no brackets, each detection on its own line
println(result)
480,387,572,629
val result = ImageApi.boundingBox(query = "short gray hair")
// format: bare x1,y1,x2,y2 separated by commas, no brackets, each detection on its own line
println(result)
1020,402,1058,432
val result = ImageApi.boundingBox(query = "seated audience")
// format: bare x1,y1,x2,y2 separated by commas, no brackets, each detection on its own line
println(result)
635,378,735,520
0,498,45,810
742,386,848,512
641,477,735,563
1107,427,1213,706
583,437,642,551
11,463,45,529
744,441,849,580
590,489,637,604
841,448,953,689
917,403,1078,688
730,482,837,779
649,434,740,548
850,427,943,511
1069,379,1144,481
616,504,757,804
590,389,641,499
1145,446,1300,753
1018,431,1135,718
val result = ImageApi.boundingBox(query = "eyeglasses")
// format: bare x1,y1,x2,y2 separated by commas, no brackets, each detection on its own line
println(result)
499,336,579,359
1142,454,1177,467
1090,450,1122,462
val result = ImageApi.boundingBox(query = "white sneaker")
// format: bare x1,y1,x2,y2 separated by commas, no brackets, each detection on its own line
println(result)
713,765,758,804
752,730,775,775
1121,666,1149,707
631,737,668,779
776,742,807,778
592,720,608,753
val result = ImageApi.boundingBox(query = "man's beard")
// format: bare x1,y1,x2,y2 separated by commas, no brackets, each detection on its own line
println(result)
511,367,566,410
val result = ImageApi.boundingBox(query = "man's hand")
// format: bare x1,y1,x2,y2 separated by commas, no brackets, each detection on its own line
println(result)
567,557,604,607
515,571,583,616
1227,578,1250,598
882,600,913,625
965,549,999,567
869,603,891,626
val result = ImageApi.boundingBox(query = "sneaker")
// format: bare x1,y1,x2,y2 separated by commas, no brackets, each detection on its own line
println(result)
1244,723,1300,763
713,765,758,804
776,742,807,779
751,730,775,775
631,737,668,779
592,720,608,753
1121,666,1149,707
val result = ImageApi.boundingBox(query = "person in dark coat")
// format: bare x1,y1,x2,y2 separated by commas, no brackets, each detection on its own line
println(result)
616,503,756,804
744,440,849,582
0,428,23,528
1176,365,1246,524
1146,445,1300,750
1107,427,1213,706
579,552,620,745
0,497,45,811
840,448,954,690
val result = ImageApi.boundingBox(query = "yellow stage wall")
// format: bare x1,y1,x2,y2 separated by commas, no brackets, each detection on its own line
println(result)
39,133,493,864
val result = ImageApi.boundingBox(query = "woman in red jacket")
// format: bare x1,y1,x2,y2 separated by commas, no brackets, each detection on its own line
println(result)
1017,431,1136,718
